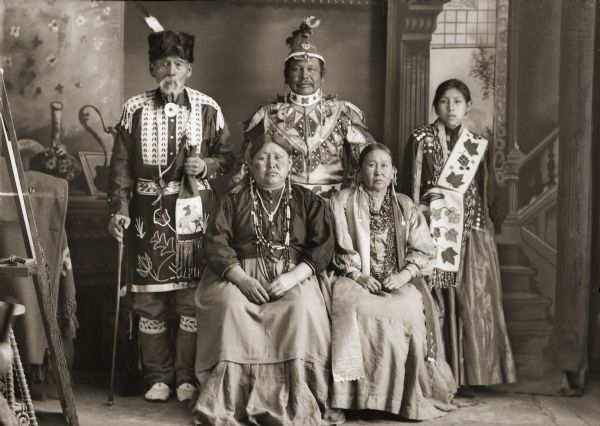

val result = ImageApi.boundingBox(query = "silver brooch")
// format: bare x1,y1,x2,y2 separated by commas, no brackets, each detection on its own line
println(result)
164,102,178,118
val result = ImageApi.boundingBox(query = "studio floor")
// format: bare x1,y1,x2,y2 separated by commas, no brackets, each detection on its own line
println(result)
32,375,600,426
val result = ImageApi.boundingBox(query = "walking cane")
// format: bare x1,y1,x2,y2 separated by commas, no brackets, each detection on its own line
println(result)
107,223,125,406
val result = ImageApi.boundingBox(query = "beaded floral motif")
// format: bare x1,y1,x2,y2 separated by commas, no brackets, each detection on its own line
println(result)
139,318,167,334
179,315,197,332
418,125,482,287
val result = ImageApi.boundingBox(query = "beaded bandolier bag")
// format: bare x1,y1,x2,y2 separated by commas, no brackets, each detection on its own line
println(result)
408,120,488,288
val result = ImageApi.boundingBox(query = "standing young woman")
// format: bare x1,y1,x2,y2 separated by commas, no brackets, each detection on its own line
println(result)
401,79,516,392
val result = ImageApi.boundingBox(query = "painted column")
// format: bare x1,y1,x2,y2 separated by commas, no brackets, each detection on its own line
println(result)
551,0,595,378
384,0,448,166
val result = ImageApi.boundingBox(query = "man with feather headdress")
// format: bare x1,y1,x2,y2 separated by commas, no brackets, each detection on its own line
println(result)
107,25,234,403
230,16,376,199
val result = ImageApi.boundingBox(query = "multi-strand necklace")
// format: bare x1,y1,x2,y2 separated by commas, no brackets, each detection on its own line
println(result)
249,178,292,282
368,187,398,283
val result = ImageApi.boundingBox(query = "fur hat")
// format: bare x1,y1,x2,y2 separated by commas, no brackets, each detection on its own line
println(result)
148,30,195,63
285,16,325,64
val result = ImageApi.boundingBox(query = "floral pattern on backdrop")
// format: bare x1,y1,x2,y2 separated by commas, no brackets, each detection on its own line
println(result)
0,0,123,156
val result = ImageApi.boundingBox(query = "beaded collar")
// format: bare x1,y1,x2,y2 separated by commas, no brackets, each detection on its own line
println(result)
289,89,321,107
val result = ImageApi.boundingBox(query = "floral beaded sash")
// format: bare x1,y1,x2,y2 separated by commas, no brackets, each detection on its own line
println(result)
429,122,488,273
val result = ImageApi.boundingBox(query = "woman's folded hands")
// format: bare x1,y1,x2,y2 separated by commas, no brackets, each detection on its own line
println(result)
265,271,298,300
236,275,270,304
382,269,412,291
356,268,413,294
229,262,314,304
266,262,313,300
356,274,383,293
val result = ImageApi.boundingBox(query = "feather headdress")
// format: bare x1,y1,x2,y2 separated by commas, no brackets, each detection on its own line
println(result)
285,16,325,63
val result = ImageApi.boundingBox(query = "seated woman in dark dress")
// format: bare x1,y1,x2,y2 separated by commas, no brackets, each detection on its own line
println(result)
192,133,335,425
330,143,456,420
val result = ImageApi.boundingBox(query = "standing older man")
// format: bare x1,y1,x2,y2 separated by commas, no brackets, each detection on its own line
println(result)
230,16,376,199
108,30,234,402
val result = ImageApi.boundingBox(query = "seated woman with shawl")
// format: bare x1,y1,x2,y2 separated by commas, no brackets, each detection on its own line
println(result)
193,133,334,425
330,143,456,420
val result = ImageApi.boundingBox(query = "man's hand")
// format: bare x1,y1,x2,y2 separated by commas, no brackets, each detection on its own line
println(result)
234,276,269,305
383,269,412,291
184,156,206,176
108,214,130,242
355,274,383,293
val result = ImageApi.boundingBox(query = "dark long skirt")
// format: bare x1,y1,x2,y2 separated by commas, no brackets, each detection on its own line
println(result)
433,221,517,386
193,259,331,426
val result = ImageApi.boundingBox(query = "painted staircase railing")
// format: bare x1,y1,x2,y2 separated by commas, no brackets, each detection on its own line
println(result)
517,128,559,212
501,128,559,253
499,129,558,378
516,128,559,263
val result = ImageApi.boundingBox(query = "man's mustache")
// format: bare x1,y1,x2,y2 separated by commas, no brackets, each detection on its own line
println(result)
160,77,180,86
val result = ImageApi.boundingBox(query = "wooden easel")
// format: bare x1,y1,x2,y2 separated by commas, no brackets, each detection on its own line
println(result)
0,71,79,424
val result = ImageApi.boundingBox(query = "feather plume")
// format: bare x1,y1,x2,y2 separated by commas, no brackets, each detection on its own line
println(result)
286,16,321,47
144,15,164,32
134,1,164,32
303,16,321,28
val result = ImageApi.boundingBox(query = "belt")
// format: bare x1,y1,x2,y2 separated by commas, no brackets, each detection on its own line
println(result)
136,177,210,196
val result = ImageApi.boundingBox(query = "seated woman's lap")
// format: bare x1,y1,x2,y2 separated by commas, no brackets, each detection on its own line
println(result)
334,278,425,327
197,268,328,323
193,263,331,425
195,265,330,370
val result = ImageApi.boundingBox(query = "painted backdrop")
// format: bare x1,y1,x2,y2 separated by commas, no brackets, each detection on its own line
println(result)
0,0,123,193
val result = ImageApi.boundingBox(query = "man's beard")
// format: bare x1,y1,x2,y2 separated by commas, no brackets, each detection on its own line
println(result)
159,78,183,101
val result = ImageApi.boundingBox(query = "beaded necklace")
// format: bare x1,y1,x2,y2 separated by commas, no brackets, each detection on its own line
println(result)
368,187,398,283
249,177,292,282
256,185,285,223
